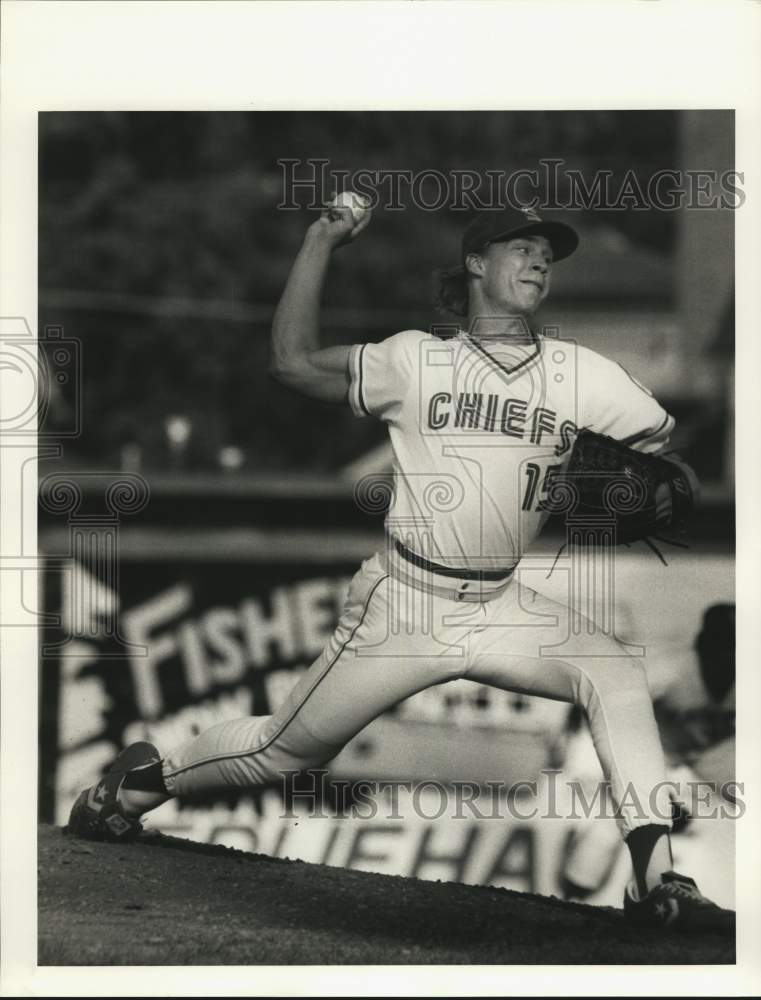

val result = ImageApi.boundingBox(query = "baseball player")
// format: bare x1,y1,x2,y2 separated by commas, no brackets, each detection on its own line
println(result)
69,201,733,933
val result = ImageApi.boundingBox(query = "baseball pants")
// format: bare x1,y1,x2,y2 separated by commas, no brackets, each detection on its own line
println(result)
162,549,672,835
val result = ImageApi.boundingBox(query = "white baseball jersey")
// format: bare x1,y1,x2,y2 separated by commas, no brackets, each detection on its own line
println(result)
348,329,674,570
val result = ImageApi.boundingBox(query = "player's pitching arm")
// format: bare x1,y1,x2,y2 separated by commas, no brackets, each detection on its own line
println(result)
270,203,371,403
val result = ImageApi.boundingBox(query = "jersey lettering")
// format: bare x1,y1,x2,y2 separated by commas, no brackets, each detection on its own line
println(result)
501,399,528,438
425,392,558,447
455,393,483,429
556,419,579,457
427,392,452,429
530,407,556,446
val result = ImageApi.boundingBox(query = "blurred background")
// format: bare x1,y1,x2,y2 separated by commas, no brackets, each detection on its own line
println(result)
38,111,735,906
38,110,733,479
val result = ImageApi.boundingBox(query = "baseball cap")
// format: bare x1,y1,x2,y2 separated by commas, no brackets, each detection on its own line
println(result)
461,206,579,263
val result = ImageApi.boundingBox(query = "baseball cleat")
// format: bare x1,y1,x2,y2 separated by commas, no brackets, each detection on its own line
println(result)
623,871,735,934
66,741,160,842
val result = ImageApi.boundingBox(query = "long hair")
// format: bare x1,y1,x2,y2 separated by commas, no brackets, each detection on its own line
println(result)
432,265,469,319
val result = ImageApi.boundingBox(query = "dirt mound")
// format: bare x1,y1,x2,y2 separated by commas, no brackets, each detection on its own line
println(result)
38,825,734,965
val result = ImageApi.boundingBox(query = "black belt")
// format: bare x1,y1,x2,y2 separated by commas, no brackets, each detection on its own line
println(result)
394,539,514,581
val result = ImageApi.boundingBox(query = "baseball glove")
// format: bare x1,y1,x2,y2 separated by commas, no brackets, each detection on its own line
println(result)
557,429,698,555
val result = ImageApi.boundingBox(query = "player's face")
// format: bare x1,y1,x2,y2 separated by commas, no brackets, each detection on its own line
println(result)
479,235,553,316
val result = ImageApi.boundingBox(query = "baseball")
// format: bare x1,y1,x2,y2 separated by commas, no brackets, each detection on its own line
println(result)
329,190,370,225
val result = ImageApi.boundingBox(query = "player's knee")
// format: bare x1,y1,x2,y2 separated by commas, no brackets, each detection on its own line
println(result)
621,656,649,691
611,658,651,705
576,656,650,709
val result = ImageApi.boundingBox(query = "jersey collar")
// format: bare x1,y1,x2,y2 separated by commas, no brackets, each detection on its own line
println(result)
458,326,543,379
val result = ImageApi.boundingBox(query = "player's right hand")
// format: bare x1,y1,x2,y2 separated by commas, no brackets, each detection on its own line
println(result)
305,198,372,250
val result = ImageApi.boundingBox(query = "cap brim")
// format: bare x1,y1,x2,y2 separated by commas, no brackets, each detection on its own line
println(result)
487,221,579,261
